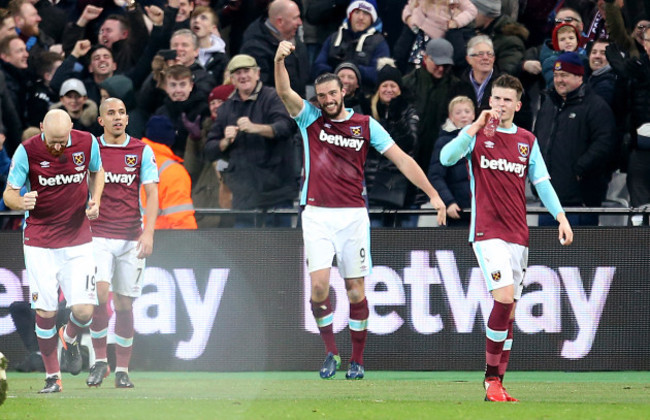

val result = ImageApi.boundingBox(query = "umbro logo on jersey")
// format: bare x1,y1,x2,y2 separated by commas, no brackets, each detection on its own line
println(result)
484,141,495,149
40,161,50,168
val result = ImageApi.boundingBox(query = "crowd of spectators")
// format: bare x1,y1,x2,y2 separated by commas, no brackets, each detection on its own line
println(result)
1,0,649,228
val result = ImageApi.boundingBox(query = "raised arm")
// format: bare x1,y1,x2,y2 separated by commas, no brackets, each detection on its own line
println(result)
274,40,304,117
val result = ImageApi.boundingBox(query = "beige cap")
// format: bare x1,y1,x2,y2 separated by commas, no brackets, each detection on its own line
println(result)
227,54,257,73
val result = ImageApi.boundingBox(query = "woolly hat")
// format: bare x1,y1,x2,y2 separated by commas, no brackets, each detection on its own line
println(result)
425,38,454,66
335,61,362,85
376,64,402,89
146,115,176,147
347,0,378,24
552,22,579,51
209,84,235,103
99,75,136,110
472,0,501,18
554,51,584,76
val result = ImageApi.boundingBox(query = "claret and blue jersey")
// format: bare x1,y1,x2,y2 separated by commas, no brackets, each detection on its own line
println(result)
441,124,563,247
294,100,394,208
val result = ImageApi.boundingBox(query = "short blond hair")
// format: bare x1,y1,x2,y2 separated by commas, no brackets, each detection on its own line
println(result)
448,95,474,115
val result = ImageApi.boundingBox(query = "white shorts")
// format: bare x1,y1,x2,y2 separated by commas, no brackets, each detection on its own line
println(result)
25,243,98,311
93,237,145,297
472,238,528,300
301,205,371,279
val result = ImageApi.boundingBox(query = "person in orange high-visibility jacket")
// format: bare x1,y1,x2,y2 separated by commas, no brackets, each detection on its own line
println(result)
141,115,197,229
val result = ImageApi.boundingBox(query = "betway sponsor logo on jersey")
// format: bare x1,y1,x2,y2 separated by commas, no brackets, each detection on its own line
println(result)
38,173,85,186
319,130,364,151
105,171,137,186
480,155,526,178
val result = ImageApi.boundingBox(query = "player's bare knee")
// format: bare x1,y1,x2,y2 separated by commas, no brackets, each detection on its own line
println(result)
113,294,133,311
71,304,94,322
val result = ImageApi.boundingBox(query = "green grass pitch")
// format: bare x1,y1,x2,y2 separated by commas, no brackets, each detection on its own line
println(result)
2,371,649,419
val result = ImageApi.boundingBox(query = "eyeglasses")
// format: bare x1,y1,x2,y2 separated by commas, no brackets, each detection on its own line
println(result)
469,51,495,58
555,17,581,24
637,24,650,30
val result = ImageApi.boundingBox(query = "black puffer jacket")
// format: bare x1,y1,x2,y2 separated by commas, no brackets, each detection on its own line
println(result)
365,95,419,208
535,83,617,206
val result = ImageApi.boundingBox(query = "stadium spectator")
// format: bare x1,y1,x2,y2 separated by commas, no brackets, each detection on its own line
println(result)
397,0,476,70
87,98,159,389
440,74,573,403
334,61,369,115
52,78,102,136
32,0,67,45
0,8,16,41
312,0,390,91
304,0,347,65
240,0,309,97
183,83,236,228
428,95,473,226
521,7,585,79
190,6,228,86
205,54,299,227
606,26,650,209
25,51,62,128
0,35,30,129
169,28,216,99
3,109,105,393
402,37,473,173
602,0,649,59
471,0,529,76
154,64,209,157
275,40,445,380
586,38,617,106
8,0,55,66
535,52,617,226
175,0,194,27
142,114,198,229
541,23,586,89
365,60,420,227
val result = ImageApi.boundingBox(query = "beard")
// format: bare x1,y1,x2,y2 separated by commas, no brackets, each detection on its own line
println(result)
320,101,343,119
46,143,66,157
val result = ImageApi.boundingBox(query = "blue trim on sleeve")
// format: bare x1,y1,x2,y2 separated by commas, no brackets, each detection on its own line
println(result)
440,126,475,166
89,135,102,172
6,144,29,190
141,145,159,184
368,117,394,153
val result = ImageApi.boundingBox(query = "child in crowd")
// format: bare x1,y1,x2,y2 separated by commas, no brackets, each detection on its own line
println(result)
428,95,475,226
541,22,587,88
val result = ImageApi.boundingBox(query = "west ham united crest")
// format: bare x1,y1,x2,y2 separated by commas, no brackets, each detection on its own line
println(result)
517,142,529,158
491,271,501,282
350,126,363,137
125,154,138,167
72,152,85,166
